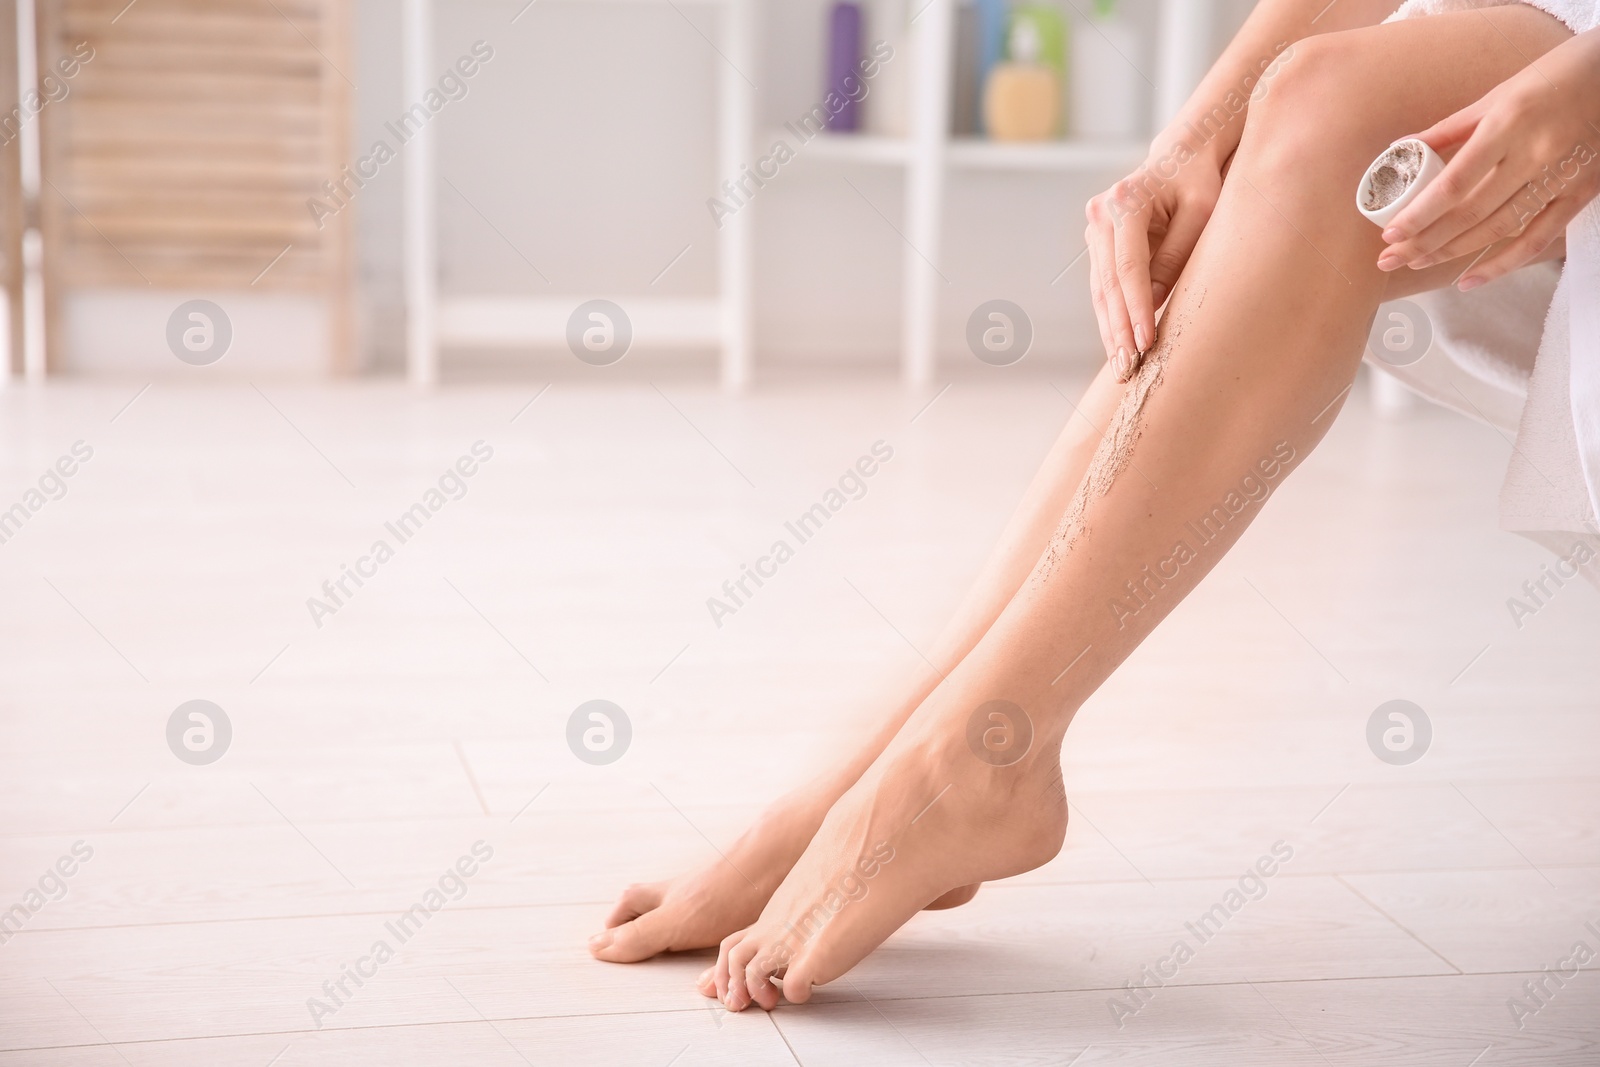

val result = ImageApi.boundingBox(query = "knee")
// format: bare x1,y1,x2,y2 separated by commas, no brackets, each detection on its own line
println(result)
1235,33,1390,185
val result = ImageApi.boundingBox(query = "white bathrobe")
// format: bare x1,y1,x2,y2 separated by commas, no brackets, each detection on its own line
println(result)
1382,0,1600,584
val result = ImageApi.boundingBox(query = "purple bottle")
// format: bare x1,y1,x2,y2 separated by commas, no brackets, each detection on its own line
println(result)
825,3,863,132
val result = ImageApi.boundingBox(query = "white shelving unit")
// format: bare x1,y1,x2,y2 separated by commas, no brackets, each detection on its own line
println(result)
402,0,753,389
402,0,1212,389
798,0,1215,386
777,133,1146,171
945,137,1147,170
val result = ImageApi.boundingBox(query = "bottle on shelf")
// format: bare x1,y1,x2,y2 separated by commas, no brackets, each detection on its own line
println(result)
972,0,1008,137
982,5,1066,142
825,2,865,132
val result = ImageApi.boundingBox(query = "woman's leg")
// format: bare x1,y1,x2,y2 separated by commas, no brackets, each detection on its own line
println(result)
711,5,1574,1010
590,369,1132,961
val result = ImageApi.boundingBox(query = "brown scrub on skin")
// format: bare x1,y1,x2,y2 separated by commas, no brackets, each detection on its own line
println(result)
1038,289,1206,581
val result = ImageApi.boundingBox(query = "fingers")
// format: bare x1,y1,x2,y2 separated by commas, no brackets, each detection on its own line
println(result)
1102,185,1150,378
1405,182,1545,268
697,966,718,999
1082,156,1222,382
1146,194,1211,316
1410,98,1487,156
1112,197,1156,361
589,907,675,963
1086,187,1146,381
1085,232,1113,361
1381,160,1525,268
1458,197,1576,289
1382,118,1499,244
1091,212,1136,380
1085,215,1120,373
1099,242,1137,381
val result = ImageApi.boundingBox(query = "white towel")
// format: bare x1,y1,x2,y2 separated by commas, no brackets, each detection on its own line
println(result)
1566,190,1600,536
1381,0,1600,586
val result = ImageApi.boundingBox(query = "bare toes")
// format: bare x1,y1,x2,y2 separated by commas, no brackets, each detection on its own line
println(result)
725,938,759,1010
745,948,783,1011
714,931,742,1004
601,881,663,929
778,956,817,1005
588,909,673,963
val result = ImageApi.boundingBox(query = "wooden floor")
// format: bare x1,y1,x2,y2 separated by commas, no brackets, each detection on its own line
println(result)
2,374,1597,1065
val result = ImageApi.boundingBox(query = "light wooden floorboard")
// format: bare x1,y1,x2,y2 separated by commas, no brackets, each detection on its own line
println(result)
0,1009,799,1066
3,380,1598,1063
770,975,1600,1066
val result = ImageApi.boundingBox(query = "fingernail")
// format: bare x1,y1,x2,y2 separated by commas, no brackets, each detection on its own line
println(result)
1151,282,1167,306
589,931,612,950
1381,226,1404,243
1458,275,1484,291
1115,347,1130,380
1376,255,1403,272
1409,255,1433,270
1134,325,1148,351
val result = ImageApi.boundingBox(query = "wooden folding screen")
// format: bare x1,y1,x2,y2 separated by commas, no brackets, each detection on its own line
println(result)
36,0,353,372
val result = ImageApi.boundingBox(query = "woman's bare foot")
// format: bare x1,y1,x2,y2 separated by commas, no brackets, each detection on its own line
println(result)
701,700,1068,1010
588,786,827,963
590,335,1134,967
588,778,982,963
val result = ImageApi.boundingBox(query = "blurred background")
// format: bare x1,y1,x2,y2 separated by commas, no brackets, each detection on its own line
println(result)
0,0,1257,385
9,3,1599,1064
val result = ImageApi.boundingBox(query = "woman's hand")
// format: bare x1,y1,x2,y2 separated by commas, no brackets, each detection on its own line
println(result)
1085,134,1225,382
1377,27,1600,289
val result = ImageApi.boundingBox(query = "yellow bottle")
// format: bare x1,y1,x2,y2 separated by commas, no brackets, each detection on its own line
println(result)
983,18,1060,142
